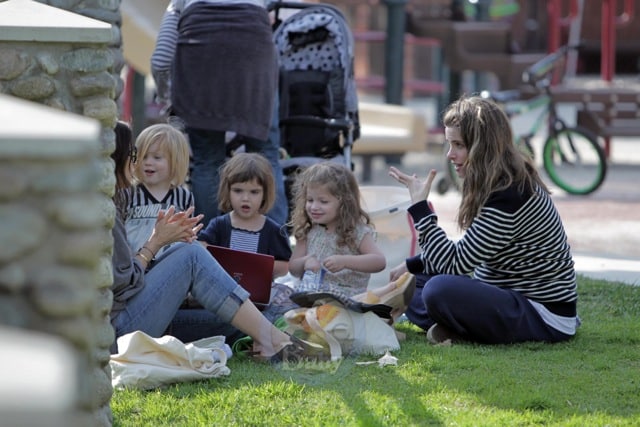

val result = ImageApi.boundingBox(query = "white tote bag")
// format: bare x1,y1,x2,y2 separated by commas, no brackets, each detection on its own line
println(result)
110,331,230,390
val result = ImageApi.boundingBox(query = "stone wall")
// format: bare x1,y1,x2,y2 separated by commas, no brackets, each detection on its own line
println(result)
0,0,125,425
0,98,111,425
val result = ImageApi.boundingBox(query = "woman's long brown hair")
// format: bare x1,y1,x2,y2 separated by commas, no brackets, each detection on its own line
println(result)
443,96,549,230
112,121,133,218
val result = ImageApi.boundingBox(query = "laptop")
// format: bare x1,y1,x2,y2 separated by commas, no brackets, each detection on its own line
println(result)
206,245,274,308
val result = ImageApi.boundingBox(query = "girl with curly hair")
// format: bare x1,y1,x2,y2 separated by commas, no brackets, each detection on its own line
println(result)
288,162,386,296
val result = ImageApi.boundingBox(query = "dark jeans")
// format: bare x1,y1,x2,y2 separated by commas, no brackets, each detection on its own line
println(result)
187,94,288,227
406,274,573,344
168,282,298,345
168,308,245,345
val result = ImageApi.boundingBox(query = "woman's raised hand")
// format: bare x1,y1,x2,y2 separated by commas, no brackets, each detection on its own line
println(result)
388,166,438,204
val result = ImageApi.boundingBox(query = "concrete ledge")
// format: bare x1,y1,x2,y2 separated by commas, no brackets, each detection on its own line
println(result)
0,0,114,43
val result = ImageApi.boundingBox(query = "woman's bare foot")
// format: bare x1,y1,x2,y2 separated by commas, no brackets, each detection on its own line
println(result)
252,329,326,362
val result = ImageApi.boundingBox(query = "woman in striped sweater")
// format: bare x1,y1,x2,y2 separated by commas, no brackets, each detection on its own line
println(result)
388,95,579,345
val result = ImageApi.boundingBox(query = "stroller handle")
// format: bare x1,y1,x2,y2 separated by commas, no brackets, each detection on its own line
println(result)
267,1,309,11
280,116,353,132
268,1,342,14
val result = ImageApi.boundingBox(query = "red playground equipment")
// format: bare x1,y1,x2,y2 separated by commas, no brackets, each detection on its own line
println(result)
546,0,639,159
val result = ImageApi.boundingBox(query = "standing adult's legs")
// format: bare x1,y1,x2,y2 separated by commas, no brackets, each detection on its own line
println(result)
187,127,226,226
244,93,288,225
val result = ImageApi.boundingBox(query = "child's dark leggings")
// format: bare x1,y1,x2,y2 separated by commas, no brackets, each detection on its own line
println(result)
405,274,573,344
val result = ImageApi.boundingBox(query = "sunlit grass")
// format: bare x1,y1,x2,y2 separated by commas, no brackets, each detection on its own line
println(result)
112,276,640,426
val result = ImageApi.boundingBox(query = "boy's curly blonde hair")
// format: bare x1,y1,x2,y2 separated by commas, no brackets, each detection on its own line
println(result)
289,162,372,251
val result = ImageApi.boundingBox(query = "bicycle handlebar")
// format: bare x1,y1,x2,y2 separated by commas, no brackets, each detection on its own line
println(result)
521,44,580,89
480,89,521,104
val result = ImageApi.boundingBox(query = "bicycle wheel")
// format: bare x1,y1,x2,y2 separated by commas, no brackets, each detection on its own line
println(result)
542,126,607,195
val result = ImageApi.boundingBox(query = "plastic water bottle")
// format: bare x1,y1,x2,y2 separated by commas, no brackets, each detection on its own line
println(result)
297,269,326,292
298,270,317,292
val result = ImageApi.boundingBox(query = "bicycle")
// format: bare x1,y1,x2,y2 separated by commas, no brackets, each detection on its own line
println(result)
439,45,608,196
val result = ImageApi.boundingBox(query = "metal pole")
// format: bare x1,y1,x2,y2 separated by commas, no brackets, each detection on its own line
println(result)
474,0,491,91
601,0,615,82
546,0,561,53
448,0,465,104
601,0,615,158
383,0,407,105
132,70,146,137
475,0,491,21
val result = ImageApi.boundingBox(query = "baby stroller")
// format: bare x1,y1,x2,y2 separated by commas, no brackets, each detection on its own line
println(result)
269,1,360,210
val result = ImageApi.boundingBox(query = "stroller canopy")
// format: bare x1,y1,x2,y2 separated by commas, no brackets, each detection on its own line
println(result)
273,4,358,117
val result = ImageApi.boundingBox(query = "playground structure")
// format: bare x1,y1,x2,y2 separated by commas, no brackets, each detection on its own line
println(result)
337,0,640,162
546,0,640,158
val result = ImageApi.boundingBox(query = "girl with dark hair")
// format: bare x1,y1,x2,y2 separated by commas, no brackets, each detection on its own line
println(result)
195,152,296,326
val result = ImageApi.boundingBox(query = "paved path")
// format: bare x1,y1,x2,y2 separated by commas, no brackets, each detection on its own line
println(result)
354,137,640,286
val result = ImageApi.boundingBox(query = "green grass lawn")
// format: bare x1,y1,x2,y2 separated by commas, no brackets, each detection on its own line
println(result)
111,276,640,426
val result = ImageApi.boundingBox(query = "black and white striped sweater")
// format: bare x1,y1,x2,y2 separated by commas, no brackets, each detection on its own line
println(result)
407,184,577,316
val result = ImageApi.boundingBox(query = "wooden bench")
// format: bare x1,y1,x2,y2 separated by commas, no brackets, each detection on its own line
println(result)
353,102,427,182
408,19,545,91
